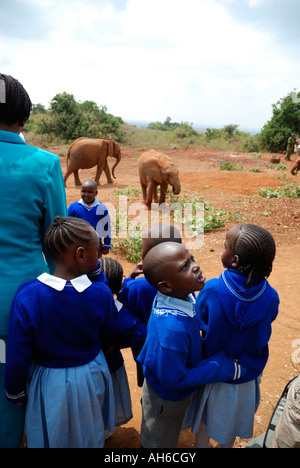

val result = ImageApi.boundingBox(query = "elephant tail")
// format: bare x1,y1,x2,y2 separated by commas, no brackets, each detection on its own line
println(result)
66,147,71,168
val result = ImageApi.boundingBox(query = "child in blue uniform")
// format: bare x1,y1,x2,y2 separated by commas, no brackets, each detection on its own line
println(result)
184,224,280,448
5,216,120,448
119,223,182,324
68,179,111,257
137,242,245,448
100,257,146,428
118,223,182,386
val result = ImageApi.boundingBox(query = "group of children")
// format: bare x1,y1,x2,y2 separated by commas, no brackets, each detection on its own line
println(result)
4,179,280,448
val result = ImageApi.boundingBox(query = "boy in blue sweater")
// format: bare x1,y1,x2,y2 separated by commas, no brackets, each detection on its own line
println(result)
118,223,182,386
68,179,111,257
137,242,245,448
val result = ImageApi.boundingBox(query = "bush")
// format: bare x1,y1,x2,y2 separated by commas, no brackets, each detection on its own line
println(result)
25,92,124,142
259,91,300,152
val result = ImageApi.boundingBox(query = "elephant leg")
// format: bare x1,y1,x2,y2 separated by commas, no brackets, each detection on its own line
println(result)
291,157,300,175
153,186,159,203
159,182,168,204
94,163,106,185
145,181,156,209
74,170,82,186
103,161,113,184
63,171,70,187
139,177,147,203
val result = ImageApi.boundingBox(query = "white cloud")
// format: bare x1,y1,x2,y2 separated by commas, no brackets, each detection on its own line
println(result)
1,0,300,130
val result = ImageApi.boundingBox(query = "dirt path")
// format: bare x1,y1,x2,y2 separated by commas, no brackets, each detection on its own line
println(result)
60,144,300,448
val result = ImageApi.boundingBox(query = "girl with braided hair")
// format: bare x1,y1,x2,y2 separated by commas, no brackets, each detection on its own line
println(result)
5,216,119,448
0,74,66,447
183,224,280,448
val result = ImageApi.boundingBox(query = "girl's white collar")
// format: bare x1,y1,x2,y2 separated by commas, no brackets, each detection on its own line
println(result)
37,273,92,292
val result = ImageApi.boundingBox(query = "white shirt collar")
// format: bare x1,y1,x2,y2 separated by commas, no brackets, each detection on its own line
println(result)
78,198,101,209
38,273,92,292
156,292,196,318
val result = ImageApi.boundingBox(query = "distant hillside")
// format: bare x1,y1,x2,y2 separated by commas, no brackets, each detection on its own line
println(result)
125,120,260,135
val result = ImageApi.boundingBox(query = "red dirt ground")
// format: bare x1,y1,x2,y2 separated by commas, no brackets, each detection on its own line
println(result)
60,144,300,449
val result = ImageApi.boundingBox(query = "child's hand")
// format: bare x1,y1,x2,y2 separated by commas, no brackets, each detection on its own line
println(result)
129,262,143,279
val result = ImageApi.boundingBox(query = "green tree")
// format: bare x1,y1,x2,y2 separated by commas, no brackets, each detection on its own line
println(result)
33,92,124,142
259,91,300,152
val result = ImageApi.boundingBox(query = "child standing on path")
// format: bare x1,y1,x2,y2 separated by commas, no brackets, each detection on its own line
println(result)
68,179,111,257
137,242,245,448
184,224,280,448
5,217,119,448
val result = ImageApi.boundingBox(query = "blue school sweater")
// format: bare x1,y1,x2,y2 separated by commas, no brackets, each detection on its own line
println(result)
5,274,119,403
103,300,147,373
68,199,111,249
118,277,157,325
196,269,280,384
137,292,244,401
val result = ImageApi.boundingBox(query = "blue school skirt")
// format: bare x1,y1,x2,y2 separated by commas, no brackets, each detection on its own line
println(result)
111,363,133,426
182,377,261,445
25,351,115,448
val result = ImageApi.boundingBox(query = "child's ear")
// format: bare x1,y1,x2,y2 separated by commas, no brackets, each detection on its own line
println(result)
232,254,239,268
157,280,172,295
75,246,85,264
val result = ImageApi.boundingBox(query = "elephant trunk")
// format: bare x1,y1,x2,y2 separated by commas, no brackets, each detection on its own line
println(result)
172,179,181,195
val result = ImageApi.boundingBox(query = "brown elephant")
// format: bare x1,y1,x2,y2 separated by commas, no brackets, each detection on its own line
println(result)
138,150,181,209
64,137,121,186
291,157,300,175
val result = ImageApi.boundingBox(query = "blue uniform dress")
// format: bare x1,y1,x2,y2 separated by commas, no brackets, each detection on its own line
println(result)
183,269,280,444
5,274,118,448
0,130,67,447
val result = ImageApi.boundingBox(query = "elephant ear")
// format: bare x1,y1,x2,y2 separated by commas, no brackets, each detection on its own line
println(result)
156,155,172,168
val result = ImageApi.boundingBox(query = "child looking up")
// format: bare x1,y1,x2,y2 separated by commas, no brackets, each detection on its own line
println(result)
68,179,111,257
184,224,279,448
137,242,245,448
118,223,182,386
5,217,119,448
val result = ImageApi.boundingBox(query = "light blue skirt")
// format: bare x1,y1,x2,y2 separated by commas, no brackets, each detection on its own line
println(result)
182,377,261,445
25,351,115,448
111,364,133,427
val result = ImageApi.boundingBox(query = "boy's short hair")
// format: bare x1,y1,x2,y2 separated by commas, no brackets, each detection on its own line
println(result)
81,179,98,191
0,74,31,125
142,241,181,289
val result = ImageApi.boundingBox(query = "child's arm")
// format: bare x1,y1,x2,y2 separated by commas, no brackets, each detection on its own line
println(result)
128,262,143,279
101,301,146,353
150,346,245,391
5,291,33,404
138,321,246,393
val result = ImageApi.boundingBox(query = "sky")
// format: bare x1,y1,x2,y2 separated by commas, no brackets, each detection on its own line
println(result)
1,0,300,131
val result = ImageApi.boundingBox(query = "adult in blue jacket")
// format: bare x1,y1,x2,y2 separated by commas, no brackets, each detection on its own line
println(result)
0,74,67,447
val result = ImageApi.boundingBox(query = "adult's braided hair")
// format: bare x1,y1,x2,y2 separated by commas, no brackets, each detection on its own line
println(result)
45,216,95,260
0,74,31,125
100,257,123,295
231,224,276,288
